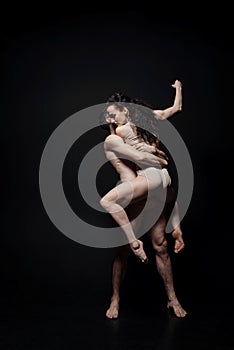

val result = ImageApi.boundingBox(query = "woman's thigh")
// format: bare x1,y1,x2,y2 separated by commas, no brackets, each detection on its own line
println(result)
102,176,150,207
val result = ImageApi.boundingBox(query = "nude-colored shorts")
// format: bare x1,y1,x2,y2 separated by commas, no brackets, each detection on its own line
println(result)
136,167,171,189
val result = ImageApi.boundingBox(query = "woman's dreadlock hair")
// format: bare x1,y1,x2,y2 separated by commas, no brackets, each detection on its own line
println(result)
106,92,160,147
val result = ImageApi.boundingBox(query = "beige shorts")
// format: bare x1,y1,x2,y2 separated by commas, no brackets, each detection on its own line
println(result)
136,167,171,189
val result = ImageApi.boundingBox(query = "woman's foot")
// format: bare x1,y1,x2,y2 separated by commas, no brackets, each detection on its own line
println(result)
130,240,148,264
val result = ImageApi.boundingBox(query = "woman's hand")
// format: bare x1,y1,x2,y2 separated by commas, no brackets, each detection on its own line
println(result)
171,79,182,89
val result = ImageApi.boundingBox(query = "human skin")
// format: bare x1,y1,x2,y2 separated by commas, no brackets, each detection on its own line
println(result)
100,133,168,262
105,79,184,251
100,80,183,262
103,138,186,318
102,80,186,317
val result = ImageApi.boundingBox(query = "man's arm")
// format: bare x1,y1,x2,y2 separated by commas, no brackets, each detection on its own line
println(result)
153,80,182,120
134,142,168,159
104,134,167,167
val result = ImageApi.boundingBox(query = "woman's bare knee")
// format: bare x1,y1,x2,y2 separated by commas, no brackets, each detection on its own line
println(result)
100,198,113,212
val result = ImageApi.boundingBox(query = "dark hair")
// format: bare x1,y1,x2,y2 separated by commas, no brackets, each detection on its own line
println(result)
107,92,132,103
98,92,131,130
105,92,160,146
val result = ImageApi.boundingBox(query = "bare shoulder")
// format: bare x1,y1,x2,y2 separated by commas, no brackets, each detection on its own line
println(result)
104,134,124,148
104,134,124,146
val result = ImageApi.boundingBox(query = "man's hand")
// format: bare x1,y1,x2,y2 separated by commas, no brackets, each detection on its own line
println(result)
155,148,168,160
135,142,168,160
172,230,185,253
134,142,155,153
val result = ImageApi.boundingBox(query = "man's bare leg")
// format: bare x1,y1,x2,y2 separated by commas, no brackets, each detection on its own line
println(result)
150,214,187,318
165,186,185,253
106,199,146,319
106,245,131,319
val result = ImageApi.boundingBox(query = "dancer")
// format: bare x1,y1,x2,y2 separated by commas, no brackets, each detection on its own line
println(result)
100,80,186,318
100,80,183,263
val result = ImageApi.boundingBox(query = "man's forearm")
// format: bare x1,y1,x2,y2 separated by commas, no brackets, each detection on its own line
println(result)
104,135,167,168
138,152,167,167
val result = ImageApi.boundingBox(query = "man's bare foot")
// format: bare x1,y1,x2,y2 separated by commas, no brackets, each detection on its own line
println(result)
172,229,185,253
130,240,148,263
106,298,119,319
167,299,187,318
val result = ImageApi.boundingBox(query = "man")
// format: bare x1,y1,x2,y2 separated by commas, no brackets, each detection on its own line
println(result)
102,80,187,318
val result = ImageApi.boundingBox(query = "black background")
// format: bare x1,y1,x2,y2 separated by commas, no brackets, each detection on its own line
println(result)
1,3,234,349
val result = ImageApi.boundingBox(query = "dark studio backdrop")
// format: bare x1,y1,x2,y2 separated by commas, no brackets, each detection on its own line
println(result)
1,3,234,348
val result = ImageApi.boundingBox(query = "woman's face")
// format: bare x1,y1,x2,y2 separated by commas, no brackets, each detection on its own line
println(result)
106,105,129,125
